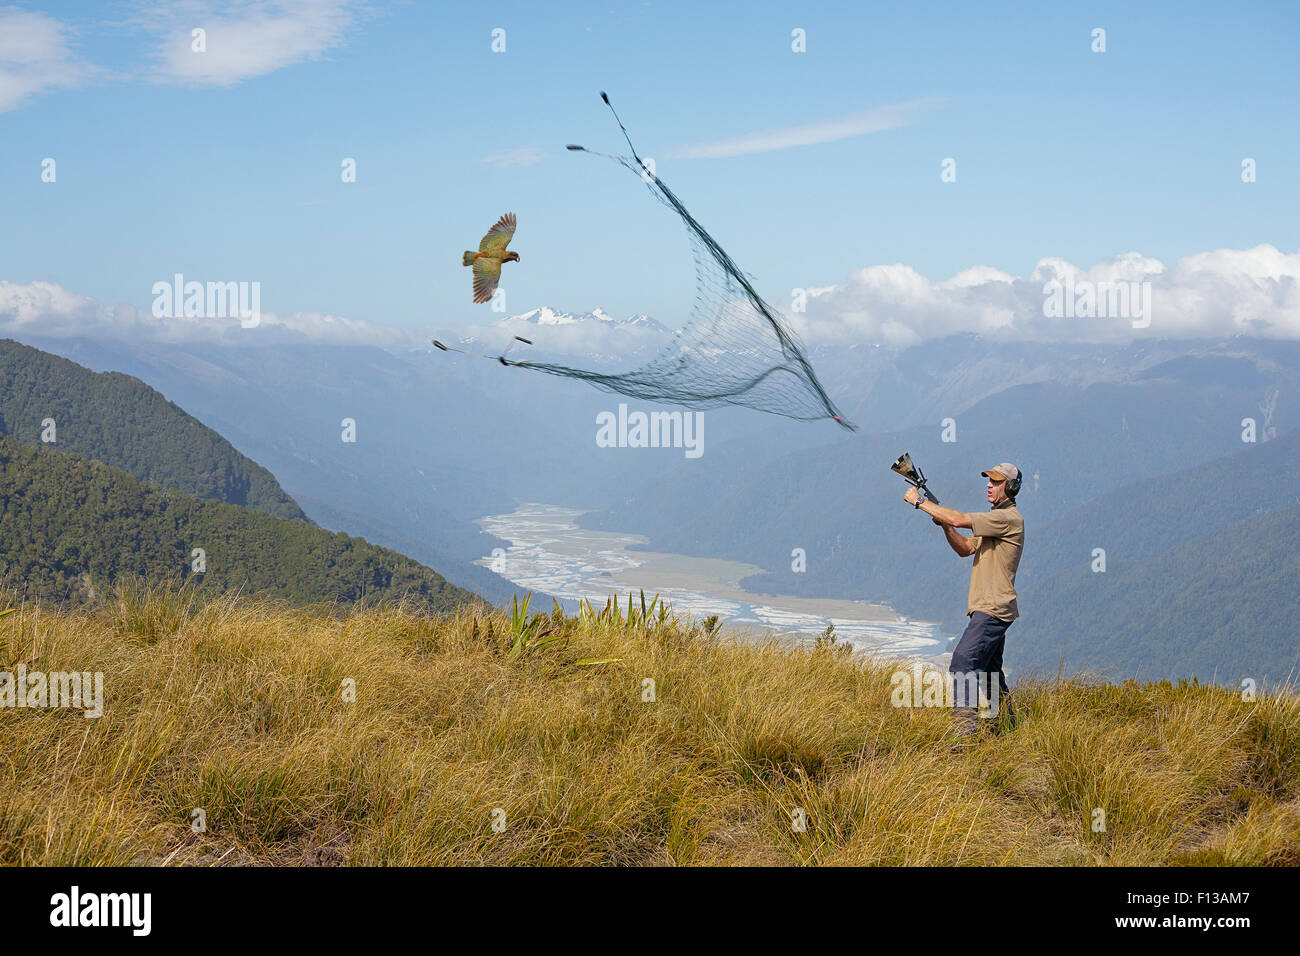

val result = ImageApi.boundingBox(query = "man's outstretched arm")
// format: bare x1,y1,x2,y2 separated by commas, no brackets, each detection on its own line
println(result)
938,522,976,558
902,490,976,556
917,499,973,530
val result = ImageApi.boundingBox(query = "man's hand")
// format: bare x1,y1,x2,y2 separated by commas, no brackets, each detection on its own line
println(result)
905,486,943,523
907,486,974,534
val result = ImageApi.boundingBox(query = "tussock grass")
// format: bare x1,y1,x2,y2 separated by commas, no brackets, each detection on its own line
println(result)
0,585,1296,866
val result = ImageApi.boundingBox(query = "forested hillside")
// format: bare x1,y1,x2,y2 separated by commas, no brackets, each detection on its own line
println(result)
1015,503,1300,683
0,437,482,613
0,339,307,521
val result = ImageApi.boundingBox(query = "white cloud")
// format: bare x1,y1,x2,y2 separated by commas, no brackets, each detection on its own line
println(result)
135,0,361,87
0,280,666,361
794,244,1300,347
481,147,545,168
667,99,937,160
5,244,1298,354
0,279,418,348
0,8,101,112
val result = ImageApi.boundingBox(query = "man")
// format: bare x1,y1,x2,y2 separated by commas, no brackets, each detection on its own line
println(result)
902,462,1024,737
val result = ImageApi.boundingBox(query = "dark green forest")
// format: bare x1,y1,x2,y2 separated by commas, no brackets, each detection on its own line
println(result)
1014,503,1300,684
0,436,482,614
0,339,307,520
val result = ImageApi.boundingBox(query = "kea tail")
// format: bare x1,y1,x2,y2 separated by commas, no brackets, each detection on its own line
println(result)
462,250,477,266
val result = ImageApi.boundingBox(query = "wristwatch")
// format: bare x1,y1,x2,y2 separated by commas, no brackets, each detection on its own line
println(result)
913,496,923,509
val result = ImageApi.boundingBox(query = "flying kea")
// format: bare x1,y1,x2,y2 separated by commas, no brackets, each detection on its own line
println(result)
463,212,519,303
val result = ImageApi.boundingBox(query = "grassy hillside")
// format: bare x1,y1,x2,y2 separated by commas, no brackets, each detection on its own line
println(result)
0,339,307,521
1,589,1295,866
0,437,482,614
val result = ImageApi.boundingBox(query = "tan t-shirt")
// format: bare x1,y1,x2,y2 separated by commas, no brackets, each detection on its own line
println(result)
967,500,1023,622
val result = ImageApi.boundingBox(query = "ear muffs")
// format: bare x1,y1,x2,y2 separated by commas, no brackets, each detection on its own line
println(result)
1006,475,1022,498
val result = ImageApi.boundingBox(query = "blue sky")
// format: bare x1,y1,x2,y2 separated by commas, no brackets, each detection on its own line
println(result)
2,0,1297,333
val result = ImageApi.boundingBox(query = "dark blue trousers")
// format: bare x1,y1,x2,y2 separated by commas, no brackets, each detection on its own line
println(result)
949,611,1016,733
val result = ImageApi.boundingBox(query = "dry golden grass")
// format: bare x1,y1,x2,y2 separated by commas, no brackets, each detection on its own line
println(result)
0,584,1296,866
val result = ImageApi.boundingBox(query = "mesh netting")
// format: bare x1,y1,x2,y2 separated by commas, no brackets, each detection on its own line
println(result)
504,99,855,430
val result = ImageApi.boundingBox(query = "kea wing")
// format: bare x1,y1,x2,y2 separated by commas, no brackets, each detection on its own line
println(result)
472,255,502,303
477,212,516,257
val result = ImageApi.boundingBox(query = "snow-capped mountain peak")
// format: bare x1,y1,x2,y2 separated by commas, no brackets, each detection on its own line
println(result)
512,306,579,326
507,307,667,332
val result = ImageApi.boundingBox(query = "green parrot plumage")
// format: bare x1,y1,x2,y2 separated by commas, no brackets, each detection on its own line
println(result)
462,212,519,303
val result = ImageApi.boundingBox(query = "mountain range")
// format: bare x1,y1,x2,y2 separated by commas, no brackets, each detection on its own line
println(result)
505,307,669,333
5,325,1296,685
